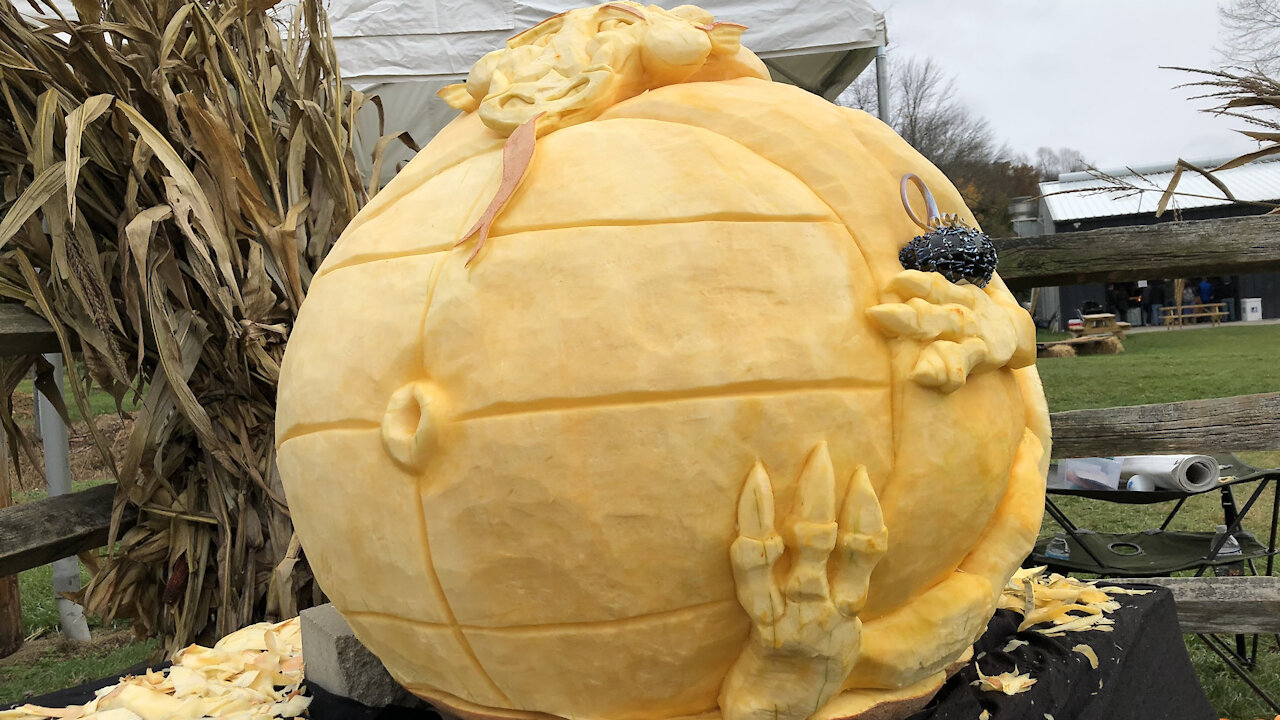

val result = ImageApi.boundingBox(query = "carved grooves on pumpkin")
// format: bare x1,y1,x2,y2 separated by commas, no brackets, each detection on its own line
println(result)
410,487,513,705
318,245,455,278
486,213,841,239
275,419,379,449
845,431,1042,688
593,107,900,445
595,108,968,613
316,216,843,279
451,377,886,422
343,149,499,238
402,684,557,720
406,254,513,706
274,380,886,445
344,598,737,633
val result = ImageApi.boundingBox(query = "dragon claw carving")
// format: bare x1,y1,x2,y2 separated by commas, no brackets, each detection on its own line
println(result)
721,443,888,720
867,270,1036,393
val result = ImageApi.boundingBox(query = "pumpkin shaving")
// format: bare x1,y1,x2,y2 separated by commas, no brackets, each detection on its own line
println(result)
999,566,1150,635
0,619,307,720
972,664,1037,695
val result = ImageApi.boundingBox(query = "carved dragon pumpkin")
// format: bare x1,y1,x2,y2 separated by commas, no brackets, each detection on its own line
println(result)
275,4,1051,720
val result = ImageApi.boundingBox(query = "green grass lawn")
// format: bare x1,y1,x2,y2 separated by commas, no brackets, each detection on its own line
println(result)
1037,325,1280,412
1,555,158,708
0,638,155,707
1036,324,1280,719
14,373,139,426
1,476,155,707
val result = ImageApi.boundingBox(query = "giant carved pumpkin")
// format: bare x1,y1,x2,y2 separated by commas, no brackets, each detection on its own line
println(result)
276,5,1050,720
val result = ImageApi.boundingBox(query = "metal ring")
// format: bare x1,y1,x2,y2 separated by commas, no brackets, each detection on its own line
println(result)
900,173,940,231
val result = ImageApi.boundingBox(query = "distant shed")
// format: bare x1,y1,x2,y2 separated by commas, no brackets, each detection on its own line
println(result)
1019,156,1280,329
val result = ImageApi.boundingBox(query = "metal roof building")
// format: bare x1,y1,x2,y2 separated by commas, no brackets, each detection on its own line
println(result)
1037,155,1280,229
1019,155,1280,329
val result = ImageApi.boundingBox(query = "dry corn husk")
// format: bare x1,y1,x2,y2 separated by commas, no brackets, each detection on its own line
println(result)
998,567,1150,636
0,0,405,652
0,619,306,720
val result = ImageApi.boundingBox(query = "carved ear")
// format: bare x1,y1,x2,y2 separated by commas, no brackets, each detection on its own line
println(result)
667,4,714,25
437,83,478,112
599,3,647,22
382,381,441,470
508,11,567,48
703,22,747,55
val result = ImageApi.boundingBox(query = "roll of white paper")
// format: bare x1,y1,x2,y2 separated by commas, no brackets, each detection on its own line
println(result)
1117,455,1220,493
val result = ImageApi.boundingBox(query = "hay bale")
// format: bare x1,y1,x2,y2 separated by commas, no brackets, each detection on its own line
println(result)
1077,336,1124,355
1039,344,1076,358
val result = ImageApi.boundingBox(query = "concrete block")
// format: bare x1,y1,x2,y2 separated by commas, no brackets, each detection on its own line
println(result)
301,603,421,708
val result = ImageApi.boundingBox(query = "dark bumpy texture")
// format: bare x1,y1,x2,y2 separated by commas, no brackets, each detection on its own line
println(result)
898,226,998,288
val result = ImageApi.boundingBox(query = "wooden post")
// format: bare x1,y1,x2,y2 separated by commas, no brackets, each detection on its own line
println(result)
37,354,90,642
0,432,20,658
1173,278,1185,328
0,304,61,657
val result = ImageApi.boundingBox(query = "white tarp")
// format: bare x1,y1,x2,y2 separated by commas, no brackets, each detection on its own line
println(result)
331,0,886,88
332,0,886,175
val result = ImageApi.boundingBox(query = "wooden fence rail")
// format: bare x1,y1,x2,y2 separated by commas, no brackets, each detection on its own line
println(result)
994,214,1280,289
1109,576,1280,634
0,483,135,577
1050,392,1280,459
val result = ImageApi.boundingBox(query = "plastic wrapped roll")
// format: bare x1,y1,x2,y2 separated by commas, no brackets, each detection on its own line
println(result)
1117,455,1220,493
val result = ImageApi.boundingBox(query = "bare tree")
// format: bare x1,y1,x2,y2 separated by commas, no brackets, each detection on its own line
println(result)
1034,146,1091,181
1218,0,1280,75
838,66,881,117
836,57,1040,235
838,57,999,173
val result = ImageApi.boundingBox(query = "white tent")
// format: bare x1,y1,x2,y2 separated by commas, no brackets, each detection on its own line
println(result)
330,0,888,171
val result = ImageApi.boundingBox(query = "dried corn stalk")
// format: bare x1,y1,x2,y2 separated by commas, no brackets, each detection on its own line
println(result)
0,0,405,652
1152,66,1280,216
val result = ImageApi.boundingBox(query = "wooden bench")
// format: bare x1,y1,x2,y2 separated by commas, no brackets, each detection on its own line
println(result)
1160,302,1226,328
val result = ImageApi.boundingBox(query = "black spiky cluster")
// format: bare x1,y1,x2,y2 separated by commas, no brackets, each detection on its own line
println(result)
898,225,997,288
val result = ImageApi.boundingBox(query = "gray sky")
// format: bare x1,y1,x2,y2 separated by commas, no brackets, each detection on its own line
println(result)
877,0,1260,169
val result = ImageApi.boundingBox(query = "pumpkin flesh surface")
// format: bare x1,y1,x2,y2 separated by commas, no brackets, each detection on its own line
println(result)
277,24,1048,720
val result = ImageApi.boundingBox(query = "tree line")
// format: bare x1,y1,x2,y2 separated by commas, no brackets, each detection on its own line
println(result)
838,57,1086,237
840,0,1280,238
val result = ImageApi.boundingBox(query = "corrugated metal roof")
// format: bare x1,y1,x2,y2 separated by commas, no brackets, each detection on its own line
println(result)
1039,155,1280,222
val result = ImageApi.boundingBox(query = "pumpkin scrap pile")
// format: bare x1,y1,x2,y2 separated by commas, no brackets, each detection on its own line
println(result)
998,566,1150,636
971,665,1037,696
0,619,308,720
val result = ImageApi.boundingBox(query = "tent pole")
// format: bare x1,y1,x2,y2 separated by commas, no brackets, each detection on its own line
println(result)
875,45,890,124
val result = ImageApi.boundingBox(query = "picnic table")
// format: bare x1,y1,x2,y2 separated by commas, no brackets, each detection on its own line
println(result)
1068,312,1131,339
1160,302,1226,328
